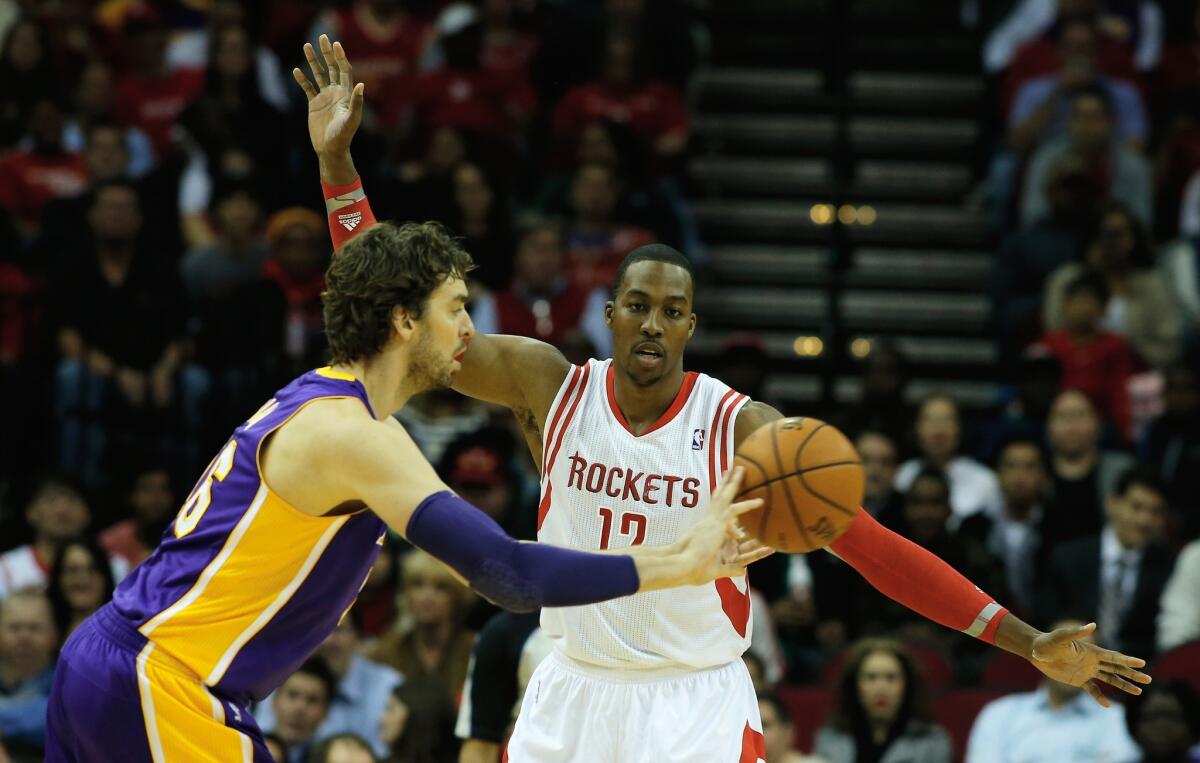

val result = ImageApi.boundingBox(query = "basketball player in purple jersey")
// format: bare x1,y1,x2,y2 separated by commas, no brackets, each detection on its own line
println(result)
298,35,1153,763
42,84,771,763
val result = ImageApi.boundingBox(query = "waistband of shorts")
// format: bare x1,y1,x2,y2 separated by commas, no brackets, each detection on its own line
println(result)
92,604,203,683
549,649,739,684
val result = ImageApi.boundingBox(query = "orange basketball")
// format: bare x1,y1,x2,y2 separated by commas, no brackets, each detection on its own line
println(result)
734,417,863,553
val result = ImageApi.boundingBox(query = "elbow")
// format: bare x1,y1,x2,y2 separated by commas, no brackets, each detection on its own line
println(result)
469,560,543,613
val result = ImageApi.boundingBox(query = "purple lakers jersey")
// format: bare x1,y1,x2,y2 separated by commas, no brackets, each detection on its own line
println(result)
111,367,386,700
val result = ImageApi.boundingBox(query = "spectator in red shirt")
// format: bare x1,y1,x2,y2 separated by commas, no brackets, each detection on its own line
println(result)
114,13,204,159
478,0,540,80
409,19,536,153
0,97,88,238
552,33,688,164
99,461,177,570
563,162,656,290
312,0,433,129
262,207,330,375
1038,270,1136,437
471,218,611,357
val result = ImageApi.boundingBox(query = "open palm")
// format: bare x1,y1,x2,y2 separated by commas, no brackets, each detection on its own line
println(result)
1029,622,1152,706
292,35,364,155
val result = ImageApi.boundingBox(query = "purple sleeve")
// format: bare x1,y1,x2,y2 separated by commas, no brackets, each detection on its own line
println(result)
405,491,640,612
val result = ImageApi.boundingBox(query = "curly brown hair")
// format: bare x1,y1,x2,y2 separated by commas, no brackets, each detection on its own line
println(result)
322,221,474,364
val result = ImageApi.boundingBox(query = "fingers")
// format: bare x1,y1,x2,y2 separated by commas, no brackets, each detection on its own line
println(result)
734,546,776,566
292,68,317,101
1083,681,1111,708
319,35,340,85
1048,622,1097,644
351,82,365,117
714,466,746,505
334,40,353,89
1100,658,1152,685
730,497,764,517
304,42,328,88
1099,648,1147,670
1096,670,1144,696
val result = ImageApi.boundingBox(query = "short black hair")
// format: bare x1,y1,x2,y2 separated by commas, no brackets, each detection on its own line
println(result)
994,435,1048,470
305,733,377,763
290,657,337,706
1063,270,1110,305
1115,465,1164,500
611,244,695,298
909,466,951,500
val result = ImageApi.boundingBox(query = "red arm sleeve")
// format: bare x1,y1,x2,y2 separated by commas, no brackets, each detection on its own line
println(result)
829,509,1009,644
322,177,378,252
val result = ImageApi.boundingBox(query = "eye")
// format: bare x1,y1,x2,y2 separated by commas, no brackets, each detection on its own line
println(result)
627,302,645,312
666,308,682,319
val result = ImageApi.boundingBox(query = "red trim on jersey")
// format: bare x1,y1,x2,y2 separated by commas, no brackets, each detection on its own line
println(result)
540,365,583,475
544,363,592,478
604,365,699,437
715,576,751,637
829,509,1010,644
708,389,738,492
739,722,766,763
719,394,747,474
536,483,554,532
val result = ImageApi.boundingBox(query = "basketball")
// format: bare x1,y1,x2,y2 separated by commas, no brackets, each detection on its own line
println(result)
734,417,863,553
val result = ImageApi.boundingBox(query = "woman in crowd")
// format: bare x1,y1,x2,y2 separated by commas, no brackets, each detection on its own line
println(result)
46,536,115,640
378,676,459,763
814,639,952,763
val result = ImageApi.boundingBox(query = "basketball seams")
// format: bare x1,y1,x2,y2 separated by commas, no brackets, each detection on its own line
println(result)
795,468,860,517
737,460,864,492
733,452,772,539
770,423,815,551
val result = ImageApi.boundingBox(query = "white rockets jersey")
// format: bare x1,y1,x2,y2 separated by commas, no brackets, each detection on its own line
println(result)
536,358,752,671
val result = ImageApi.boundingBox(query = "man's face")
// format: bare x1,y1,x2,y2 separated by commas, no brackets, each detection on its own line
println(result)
572,165,618,223
1069,94,1112,153
915,398,959,462
406,278,474,392
1108,483,1165,550
216,192,261,239
997,443,1046,508
317,619,358,677
76,63,114,116
605,261,695,387
515,228,564,291
1062,291,1104,334
89,186,142,244
27,484,89,542
1047,390,1099,458
274,225,325,278
86,127,129,181
130,469,174,524
0,596,57,674
856,433,897,504
272,673,330,746
903,476,951,544
758,700,794,762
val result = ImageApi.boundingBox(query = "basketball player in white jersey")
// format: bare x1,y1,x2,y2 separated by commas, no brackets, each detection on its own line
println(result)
296,36,1152,763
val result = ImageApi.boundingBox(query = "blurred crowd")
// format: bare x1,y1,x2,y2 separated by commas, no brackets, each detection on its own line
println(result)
0,0,1198,762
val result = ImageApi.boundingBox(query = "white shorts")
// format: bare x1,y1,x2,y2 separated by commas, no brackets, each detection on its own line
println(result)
505,651,764,763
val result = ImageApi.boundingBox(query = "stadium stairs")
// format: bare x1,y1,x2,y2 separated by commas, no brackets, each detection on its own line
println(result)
689,0,1000,412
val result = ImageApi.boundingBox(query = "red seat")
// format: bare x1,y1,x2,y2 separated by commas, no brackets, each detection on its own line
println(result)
1153,641,1200,691
980,648,1044,691
819,641,954,690
934,689,1010,763
776,685,834,754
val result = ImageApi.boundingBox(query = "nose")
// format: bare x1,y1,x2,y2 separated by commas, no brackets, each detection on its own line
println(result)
640,310,663,337
462,311,476,340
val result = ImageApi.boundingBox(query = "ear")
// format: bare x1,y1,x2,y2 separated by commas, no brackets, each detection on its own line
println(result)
688,312,696,339
604,301,614,326
392,305,417,342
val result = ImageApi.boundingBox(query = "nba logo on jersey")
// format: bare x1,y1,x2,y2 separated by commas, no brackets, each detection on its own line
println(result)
692,428,706,450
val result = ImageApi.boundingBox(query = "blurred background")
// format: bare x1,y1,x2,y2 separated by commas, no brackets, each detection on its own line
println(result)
0,0,1199,761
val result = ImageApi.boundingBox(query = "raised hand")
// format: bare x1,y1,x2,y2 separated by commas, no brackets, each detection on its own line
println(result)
292,35,364,156
1029,622,1152,707
677,466,773,585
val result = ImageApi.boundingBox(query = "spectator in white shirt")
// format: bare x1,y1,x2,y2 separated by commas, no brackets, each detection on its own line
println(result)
894,394,1004,525
0,477,91,600
966,620,1141,763
1157,538,1200,652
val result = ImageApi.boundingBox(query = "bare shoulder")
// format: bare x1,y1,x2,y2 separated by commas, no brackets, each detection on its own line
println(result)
733,400,785,449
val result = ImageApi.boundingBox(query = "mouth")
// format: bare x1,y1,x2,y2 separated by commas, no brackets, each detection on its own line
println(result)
633,342,664,367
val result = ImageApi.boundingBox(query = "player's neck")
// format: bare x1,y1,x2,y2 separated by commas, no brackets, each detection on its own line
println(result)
612,364,686,434
333,354,413,420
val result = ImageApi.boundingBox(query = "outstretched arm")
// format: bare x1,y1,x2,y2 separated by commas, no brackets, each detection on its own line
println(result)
295,36,573,454
732,401,1151,705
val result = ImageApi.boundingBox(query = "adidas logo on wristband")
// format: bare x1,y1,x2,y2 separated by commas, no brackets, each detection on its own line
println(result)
338,211,362,231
